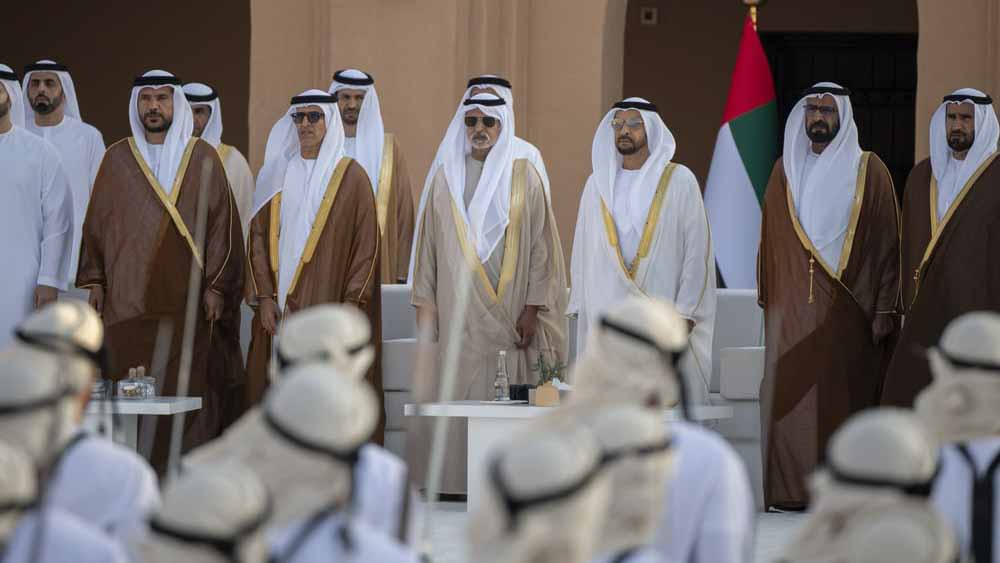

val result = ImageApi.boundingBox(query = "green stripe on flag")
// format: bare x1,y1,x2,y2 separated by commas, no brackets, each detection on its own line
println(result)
729,101,778,203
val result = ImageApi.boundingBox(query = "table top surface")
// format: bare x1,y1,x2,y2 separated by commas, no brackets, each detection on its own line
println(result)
85,397,203,415
404,401,733,421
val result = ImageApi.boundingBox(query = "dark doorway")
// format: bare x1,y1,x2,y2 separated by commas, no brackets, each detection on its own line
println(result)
760,33,918,199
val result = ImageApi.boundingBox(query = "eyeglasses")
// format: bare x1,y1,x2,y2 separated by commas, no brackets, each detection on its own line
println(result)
611,118,644,130
465,116,498,128
805,105,837,116
291,111,324,124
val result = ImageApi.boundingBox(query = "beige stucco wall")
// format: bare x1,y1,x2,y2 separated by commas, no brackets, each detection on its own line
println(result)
249,0,625,258
250,0,1000,255
915,0,1000,161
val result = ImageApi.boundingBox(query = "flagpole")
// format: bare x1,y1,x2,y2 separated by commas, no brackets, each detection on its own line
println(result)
742,0,766,31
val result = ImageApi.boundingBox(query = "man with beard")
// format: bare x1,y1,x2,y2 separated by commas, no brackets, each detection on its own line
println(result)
758,82,900,510
77,70,244,470
183,82,255,237
0,64,73,345
184,82,252,427
569,97,716,404
881,88,1000,407
329,69,414,283
22,60,105,294
411,92,567,494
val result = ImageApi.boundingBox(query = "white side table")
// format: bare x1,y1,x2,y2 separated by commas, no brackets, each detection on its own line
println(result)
83,397,203,452
404,401,734,510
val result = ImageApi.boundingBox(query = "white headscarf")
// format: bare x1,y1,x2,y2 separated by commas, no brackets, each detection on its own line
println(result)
438,92,516,262
329,69,385,193
929,88,1000,216
590,97,677,238
253,90,345,309
782,82,863,269
182,82,223,148
129,70,194,195
22,60,82,126
143,463,271,563
0,64,26,128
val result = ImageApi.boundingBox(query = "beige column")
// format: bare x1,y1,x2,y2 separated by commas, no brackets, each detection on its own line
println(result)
916,0,1000,160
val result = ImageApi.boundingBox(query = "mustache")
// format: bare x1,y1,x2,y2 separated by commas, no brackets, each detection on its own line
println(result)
472,133,490,142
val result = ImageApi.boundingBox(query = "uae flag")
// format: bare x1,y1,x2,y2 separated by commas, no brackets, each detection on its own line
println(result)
703,15,778,289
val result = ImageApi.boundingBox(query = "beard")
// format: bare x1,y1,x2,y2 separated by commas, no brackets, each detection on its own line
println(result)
341,111,359,125
616,134,646,156
31,93,63,115
470,132,493,149
806,121,839,143
142,112,173,133
948,130,974,152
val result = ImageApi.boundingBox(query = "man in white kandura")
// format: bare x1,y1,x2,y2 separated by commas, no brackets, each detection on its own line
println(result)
570,97,716,404
194,304,416,544
22,60,106,295
0,63,73,345
329,69,415,284
582,405,675,563
917,312,1000,563
0,441,128,563
0,63,27,126
571,296,754,563
467,422,612,563
141,464,271,563
188,365,417,561
183,81,255,235
2,301,160,545
777,409,956,563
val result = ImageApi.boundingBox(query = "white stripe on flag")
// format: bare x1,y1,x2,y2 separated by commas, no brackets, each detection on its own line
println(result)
704,123,763,289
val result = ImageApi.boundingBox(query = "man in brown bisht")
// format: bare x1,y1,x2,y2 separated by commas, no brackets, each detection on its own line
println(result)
411,92,567,494
77,70,245,469
881,88,1000,408
245,89,383,440
329,69,414,284
758,82,900,510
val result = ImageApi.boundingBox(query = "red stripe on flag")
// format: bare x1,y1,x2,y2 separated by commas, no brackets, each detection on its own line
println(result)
721,15,776,124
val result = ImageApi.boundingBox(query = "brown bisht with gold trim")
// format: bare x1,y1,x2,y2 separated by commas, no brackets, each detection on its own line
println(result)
758,152,900,508
245,158,384,439
77,137,245,470
374,133,415,284
881,154,1000,406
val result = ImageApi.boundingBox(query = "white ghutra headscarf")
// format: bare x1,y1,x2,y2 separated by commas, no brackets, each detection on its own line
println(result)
329,69,385,194
253,90,345,309
129,70,194,195
437,92,515,262
22,59,83,130
589,97,677,238
0,64,26,128
929,88,999,220
182,82,223,148
782,82,862,270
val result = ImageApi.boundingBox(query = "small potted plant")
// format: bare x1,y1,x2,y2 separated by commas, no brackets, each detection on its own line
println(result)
530,350,567,407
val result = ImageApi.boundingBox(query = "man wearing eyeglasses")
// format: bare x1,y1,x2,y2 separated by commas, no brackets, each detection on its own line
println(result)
410,92,567,495
244,89,384,441
569,97,716,406
758,82,899,511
